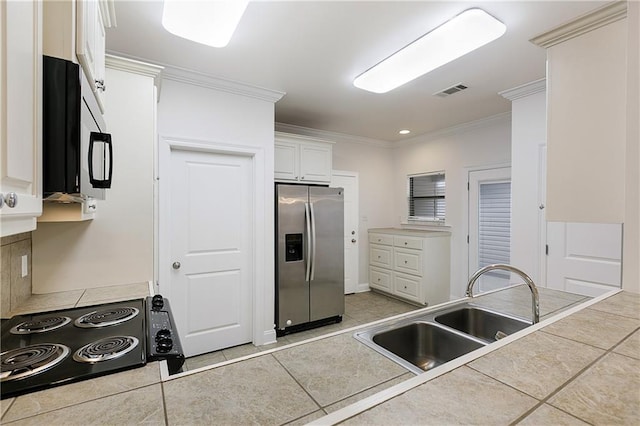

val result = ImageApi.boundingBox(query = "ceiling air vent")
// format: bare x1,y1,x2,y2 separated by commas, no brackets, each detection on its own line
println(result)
434,83,468,98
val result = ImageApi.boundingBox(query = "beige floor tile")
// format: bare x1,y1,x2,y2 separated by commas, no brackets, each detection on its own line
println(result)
589,291,640,320
549,353,640,425
2,363,162,422
469,331,604,399
613,329,640,360
1,398,14,419
283,410,327,426
517,404,589,425
343,366,537,425
184,350,226,371
542,307,639,350
221,342,261,360
163,354,319,425
273,333,409,407
324,373,413,413
4,384,165,426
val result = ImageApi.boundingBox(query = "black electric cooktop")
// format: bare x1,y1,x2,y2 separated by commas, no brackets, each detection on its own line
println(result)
1,299,147,399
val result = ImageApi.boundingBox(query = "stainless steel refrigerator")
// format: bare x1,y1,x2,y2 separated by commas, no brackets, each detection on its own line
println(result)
275,184,344,334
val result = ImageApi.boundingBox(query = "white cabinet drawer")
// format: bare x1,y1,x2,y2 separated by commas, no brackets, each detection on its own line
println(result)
369,267,392,291
395,273,420,301
394,248,422,276
370,244,392,268
394,235,423,250
369,233,393,246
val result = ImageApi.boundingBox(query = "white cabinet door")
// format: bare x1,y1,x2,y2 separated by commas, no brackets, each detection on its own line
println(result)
299,142,331,182
274,141,298,181
0,0,42,237
77,0,106,113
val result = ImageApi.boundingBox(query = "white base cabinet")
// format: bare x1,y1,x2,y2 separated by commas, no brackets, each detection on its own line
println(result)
274,132,333,184
368,228,450,306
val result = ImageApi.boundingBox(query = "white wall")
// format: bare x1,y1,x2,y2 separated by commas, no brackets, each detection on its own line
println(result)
332,138,395,289
391,115,512,298
505,82,546,285
32,63,158,293
157,71,282,345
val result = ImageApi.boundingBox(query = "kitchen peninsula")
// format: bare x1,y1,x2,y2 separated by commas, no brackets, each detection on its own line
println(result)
1,287,638,425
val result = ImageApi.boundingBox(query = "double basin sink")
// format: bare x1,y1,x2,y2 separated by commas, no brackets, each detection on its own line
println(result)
354,303,531,374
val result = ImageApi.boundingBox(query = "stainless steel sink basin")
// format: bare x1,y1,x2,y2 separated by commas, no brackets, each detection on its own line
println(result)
354,302,532,374
434,307,531,343
371,322,485,372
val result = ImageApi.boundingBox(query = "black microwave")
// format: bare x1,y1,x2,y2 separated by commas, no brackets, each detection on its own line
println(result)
42,55,113,200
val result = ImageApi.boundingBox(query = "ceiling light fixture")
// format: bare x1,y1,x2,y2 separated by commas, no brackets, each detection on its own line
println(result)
353,8,506,94
399,129,411,135
162,0,249,48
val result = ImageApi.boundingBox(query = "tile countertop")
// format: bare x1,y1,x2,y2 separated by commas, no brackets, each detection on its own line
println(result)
1,287,638,425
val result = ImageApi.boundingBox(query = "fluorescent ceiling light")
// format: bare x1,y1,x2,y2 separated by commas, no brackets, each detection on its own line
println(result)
353,8,506,94
399,129,411,135
162,0,249,48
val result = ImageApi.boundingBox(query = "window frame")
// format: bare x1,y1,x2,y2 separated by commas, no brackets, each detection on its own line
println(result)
407,171,446,223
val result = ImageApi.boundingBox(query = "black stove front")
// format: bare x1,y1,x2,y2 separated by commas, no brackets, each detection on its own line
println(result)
1,299,148,399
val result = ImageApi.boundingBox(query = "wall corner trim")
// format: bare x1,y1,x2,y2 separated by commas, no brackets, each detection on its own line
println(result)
530,1,627,48
499,78,546,101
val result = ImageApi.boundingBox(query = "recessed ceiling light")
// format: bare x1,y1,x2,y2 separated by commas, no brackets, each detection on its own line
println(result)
162,0,249,48
354,8,506,94
399,129,411,135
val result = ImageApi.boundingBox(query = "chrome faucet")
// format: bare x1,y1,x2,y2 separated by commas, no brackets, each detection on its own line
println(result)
466,264,540,324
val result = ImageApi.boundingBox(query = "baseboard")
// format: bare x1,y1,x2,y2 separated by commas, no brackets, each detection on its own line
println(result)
356,283,370,293
259,328,277,346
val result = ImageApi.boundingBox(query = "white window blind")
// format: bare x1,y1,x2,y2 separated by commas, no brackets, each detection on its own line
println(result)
408,173,445,221
478,181,511,275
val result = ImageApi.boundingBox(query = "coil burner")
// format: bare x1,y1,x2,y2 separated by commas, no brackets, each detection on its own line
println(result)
74,307,139,328
1,344,70,382
9,316,71,335
73,336,139,363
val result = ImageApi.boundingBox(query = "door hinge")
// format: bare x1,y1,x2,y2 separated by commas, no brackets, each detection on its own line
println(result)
467,235,469,244
545,244,549,255
467,181,470,191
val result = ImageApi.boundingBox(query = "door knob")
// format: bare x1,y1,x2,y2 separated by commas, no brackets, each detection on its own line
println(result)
172,262,181,270
351,239,357,243
539,204,545,210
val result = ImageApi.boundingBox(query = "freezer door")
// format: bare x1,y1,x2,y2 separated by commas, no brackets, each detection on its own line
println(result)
309,186,345,321
276,184,310,328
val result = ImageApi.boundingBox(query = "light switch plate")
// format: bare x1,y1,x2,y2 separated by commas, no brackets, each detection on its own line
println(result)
21,255,28,278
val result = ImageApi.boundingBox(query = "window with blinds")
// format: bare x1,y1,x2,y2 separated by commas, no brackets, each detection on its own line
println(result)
408,172,445,221
478,181,511,276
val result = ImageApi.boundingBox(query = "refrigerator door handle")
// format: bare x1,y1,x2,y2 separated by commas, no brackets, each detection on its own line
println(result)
305,202,312,282
310,202,317,281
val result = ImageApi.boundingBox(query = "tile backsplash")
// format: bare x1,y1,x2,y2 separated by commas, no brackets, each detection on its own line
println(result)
1,232,32,317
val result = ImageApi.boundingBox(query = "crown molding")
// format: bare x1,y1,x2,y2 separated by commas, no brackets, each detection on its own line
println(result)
162,65,285,104
106,54,164,101
499,78,546,101
275,122,392,148
396,112,512,148
530,1,627,48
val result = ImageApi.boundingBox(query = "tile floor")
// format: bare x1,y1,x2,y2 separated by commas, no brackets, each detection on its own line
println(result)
183,290,420,371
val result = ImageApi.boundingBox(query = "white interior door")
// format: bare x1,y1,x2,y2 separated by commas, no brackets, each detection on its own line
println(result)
469,167,512,292
165,146,254,357
331,170,359,294
546,222,622,296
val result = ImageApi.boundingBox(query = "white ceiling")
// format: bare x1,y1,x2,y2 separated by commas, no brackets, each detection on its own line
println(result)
106,1,607,142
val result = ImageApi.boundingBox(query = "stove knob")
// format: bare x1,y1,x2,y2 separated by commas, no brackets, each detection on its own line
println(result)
151,295,164,310
157,337,173,353
155,329,171,341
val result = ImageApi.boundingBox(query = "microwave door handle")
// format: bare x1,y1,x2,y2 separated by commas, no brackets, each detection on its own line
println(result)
88,132,113,189
310,202,316,281
305,202,312,282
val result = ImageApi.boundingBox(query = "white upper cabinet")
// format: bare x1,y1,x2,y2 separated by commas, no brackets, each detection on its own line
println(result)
77,0,108,113
0,0,43,236
531,2,627,223
43,0,114,116
274,132,333,183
